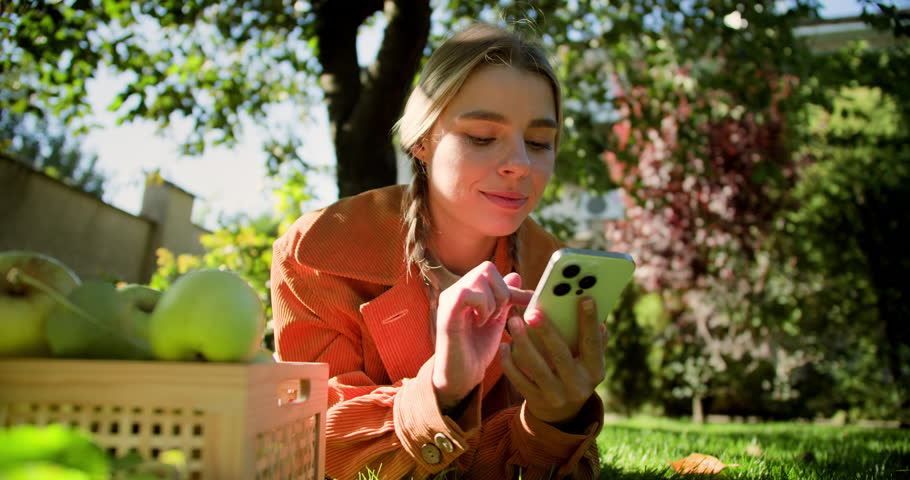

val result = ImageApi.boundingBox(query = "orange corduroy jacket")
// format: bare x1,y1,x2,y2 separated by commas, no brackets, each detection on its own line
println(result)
271,185,603,479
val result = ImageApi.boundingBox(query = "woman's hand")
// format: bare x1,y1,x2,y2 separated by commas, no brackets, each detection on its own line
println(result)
500,296,606,427
432,262,531,410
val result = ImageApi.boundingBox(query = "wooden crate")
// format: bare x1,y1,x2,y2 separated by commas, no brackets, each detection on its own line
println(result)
0,359,328,480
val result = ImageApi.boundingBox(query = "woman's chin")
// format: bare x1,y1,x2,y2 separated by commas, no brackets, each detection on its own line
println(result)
481,218,525,238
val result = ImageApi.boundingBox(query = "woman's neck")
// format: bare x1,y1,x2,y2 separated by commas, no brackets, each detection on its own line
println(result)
427,228,497,276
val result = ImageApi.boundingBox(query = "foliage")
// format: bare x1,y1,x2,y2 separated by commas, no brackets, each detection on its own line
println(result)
0,111,106,198
770,81,910,421
1,0,319,152
600,284,655,416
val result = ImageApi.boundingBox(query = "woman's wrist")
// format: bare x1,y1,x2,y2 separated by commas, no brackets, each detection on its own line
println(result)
432,372,466,411
434,385,464,411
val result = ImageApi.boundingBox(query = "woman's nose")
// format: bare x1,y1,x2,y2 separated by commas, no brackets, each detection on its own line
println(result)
498,138,531,177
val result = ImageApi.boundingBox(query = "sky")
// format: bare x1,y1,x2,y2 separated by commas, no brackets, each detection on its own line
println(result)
80,1,877,231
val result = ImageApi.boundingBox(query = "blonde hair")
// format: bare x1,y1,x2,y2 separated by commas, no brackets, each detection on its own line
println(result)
394,23,563,279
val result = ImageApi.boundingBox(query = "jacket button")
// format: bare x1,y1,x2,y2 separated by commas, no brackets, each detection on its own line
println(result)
420,443,441,464
434,432,454,453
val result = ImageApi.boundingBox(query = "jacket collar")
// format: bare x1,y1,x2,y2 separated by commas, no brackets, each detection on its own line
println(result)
293,185,408,284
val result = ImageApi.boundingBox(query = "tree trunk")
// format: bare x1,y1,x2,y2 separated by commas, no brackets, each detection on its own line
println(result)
692,395,705,424
315,0,431,198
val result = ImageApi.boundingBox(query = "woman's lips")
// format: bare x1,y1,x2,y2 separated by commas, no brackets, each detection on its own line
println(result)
482,191,528,210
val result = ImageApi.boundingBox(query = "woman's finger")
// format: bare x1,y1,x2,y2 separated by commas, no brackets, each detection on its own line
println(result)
507,316,560,392
577,297,605,378
503,271,522,288
507,286,533,308
443,286,493,327
502,272,533,309
524,307,576,381
473,281,496,326
482,265,511,326
499,342,539,396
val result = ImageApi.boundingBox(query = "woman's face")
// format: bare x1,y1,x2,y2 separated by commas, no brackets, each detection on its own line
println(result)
421,64,558,241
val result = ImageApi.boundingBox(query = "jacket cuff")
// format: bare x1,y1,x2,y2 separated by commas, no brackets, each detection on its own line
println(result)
513,393,604,469
393,357,482,474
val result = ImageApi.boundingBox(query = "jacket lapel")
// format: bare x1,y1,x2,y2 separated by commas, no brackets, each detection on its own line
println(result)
359,269,509,393
360,274,435,383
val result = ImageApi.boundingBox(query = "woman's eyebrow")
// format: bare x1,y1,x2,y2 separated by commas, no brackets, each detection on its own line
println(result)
457,109,558,129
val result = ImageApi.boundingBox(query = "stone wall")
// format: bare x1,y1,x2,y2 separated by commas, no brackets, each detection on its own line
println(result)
0,155,208,283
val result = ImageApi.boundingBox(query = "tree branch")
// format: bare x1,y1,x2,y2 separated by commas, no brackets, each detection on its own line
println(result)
314,0,383,141
352,0,431,137
325,0,431,196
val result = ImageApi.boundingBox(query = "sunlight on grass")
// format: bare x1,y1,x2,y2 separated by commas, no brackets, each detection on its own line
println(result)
597,416,910,479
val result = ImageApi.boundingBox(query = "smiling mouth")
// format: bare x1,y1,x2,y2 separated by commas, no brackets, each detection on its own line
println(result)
482,191,528,210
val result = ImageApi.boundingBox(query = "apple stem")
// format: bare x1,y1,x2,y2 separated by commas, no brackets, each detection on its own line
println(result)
8,268,154,357
8,267,94,321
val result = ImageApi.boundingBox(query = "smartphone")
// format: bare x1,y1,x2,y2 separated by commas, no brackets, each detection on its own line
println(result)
527,248,635,351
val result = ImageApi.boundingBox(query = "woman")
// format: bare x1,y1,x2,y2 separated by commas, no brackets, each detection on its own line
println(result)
271,23,606,479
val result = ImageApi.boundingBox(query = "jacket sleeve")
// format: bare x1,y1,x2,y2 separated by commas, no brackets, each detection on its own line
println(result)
271,230,602,479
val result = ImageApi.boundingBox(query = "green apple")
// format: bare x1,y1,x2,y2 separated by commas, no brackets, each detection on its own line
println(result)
148,269,266,362
0,250,80,357
116,284,163,341
45,281,154,360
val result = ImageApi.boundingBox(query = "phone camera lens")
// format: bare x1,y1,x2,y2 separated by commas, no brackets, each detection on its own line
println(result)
553,283,571,296
579,276,597,289
562,265,580,278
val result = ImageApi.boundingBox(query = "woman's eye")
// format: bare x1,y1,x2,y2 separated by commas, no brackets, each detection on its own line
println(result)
467,135,494,146
526,140,553,151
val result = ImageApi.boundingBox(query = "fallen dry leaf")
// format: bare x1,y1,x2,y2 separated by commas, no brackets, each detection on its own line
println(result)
669,452,740,474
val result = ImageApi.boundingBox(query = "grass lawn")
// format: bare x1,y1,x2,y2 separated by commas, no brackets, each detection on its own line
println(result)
597,416,910,479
